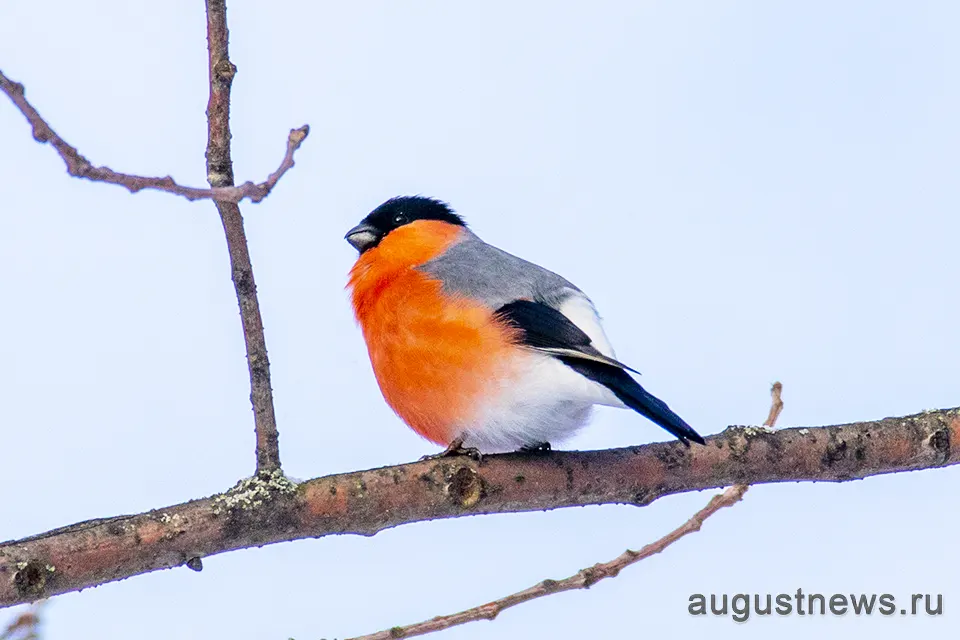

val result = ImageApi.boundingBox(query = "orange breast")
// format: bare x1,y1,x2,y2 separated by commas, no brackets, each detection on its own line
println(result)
348,221,518,445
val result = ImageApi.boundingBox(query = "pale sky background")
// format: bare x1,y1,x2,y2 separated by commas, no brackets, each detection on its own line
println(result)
2,2,958,639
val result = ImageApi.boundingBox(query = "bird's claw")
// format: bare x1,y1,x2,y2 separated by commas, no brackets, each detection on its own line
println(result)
421,437,483,463
519,441,552,453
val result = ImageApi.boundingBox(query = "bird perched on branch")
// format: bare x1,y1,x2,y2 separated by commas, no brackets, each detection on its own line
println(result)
346,196,704,455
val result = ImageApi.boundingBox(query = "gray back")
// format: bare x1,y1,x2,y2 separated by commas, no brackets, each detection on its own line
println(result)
418,229,579,310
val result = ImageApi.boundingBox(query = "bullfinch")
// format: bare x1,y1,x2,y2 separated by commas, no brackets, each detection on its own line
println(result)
346,196,705,455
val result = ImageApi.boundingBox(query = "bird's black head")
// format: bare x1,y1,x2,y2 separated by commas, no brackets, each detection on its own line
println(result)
345,196,465,253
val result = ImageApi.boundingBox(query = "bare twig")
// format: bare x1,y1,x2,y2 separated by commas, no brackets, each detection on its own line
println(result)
2,406,956,608
204,0,281,473
0,69,308,204
349,487,746,640
352,384,788,639
764,381,784,428
1,18,289,473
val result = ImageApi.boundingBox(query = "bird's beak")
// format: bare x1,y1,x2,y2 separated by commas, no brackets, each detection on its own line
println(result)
345,223,380,253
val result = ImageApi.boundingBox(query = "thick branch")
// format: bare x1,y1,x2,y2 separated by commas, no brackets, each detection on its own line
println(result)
1,407,956,608
204,0,281,473
0,69,308,204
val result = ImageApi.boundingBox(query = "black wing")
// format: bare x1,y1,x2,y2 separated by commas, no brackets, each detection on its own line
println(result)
492,299,639,373
493,299,705,446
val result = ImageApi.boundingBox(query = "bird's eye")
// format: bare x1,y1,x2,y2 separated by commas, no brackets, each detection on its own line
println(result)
393,213,409,225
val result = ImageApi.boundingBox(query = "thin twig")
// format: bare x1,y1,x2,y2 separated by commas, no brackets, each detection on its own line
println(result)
764,381,784,428
350,485,748,640
0,69,308,204
204,0,281,473
350,385,787,639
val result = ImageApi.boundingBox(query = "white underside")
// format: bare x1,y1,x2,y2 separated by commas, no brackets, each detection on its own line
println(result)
458,291,628,453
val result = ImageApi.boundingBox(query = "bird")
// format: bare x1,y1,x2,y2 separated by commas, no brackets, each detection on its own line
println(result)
345,196,705,455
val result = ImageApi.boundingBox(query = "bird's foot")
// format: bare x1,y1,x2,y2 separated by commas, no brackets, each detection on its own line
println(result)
519,441,552,453
421,436,482,463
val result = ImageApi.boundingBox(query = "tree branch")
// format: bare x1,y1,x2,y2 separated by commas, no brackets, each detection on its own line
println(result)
0,69,308,204
2,406,956,609
1,5,288,474
204,0,281,473
352,383,785,639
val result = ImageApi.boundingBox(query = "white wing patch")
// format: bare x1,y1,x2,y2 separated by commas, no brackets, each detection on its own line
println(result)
556,290,618,359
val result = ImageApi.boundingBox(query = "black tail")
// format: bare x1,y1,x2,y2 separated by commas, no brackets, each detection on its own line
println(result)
561,358,705,446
